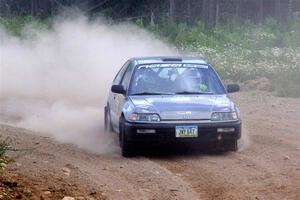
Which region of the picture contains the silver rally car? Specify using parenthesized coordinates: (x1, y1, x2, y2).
(105, 57, 241, 157)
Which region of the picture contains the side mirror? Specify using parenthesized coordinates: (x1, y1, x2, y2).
(111, 85, 126, 94)
(226, 84, 240, 93)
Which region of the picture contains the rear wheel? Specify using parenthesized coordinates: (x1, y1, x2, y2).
(119, 117, 135, 157)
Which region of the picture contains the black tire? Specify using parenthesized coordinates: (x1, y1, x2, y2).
(224, 139, 238, 152)
(119, 117, 135, 157)
(104, 106, 113, 132)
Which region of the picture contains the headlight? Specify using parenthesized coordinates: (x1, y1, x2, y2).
(211, 112, 238, 121)
(128, 113, 161, 122)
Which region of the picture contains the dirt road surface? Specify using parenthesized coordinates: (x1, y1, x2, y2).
(1, 91, 300, 200)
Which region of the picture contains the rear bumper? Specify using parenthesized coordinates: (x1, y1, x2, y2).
(124, 120, 241, 143)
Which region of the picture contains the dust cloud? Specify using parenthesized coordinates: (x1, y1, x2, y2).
(0, 13, 176, 154)
(238, 125, 250, 152)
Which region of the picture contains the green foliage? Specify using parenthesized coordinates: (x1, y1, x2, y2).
(0, 142, 7, 158)
(281, 18, 300, 48)
(142, 18, 300, 97)
(0, 138, 9, 172)
(0, 16, 52, 36)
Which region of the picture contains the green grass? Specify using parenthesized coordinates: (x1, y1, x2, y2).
(0, 139, 9, 172)
(0, 143, 7, 158)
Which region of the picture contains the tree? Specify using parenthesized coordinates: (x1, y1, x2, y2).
(201, 0, 209, 23)
(288, 0, 293, 20)
(258, 0, 264, 22)
(1, 0, 299, 25)
(169, 0, 176, 22)
(275, 0, 281, 22)
(187, 0, 191, 23)
(208, 0, 216, 27)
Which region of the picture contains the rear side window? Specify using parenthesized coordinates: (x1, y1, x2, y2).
(113, 61, 130, 85)
(120, 63, 134, 90)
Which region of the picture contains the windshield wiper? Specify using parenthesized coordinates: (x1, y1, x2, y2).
(130, 92, 175, 95)
(175, 91, 213, 95)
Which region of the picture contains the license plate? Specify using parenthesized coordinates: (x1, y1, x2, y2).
(175, 126, 198, 138)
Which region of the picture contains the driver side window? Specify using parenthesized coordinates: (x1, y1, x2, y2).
(113, 61, 130, 85)
(120, 63, 134, 90)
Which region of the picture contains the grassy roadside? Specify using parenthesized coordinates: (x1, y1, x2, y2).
(0, 138, 9, 172)
(1, 16, 300, 97)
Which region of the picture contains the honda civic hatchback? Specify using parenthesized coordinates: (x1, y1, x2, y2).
(105, 57, 241, 157)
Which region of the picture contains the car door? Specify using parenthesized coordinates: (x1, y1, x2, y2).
(113, 62, 135, 129)
(109, 61, 130, 128)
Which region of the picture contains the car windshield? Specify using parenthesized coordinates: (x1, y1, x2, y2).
(129, 63, 225, 95)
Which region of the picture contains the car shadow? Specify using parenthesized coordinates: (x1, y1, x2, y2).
(135, 142, 231, 159)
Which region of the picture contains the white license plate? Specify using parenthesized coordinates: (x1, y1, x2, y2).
(175, 126, 198, 138)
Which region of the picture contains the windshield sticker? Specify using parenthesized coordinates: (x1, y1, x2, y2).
(138, 64, 208, 69)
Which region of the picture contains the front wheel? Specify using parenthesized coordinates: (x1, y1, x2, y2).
(224, 139, 238, 152)
(119, 117, 135, 157)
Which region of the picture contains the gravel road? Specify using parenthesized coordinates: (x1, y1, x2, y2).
(1, 91, 299, 200)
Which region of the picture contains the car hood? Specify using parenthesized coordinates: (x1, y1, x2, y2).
(129, 95, 235, 120)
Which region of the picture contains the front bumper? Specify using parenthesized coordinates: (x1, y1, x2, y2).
(124, 120, 241, 143)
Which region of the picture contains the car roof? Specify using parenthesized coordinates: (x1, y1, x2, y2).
(129, 56, 208, 65)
